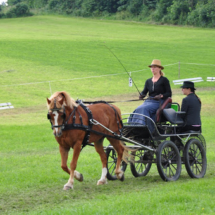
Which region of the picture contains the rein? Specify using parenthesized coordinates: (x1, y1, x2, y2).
(79, 99, 144, 104)
(79, 97, 161, 104)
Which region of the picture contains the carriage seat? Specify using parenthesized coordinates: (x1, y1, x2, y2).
(162, 108, 185, 125)
(156, 97, 172, 123)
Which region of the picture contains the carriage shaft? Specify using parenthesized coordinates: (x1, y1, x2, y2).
(90, 119, 155, 152)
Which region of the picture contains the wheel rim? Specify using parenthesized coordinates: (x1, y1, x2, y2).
(184, 138, 207, 178)
(160, 145, 180, 179)
(188, 142, 204, 176)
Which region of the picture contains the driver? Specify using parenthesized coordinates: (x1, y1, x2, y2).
(129, 59, 172, 132)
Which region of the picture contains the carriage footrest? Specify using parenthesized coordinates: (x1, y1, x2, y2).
(122, 125, 151, 139)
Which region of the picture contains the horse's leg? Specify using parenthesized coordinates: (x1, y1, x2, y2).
(108, 139, 125, 181)
(59, 145, 70, 175)
(94, 138, 108, 185)
(63, 141, 83, 190)
(59, 145, 83, 181)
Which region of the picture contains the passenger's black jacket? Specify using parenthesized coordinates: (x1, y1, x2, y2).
(141, 76, 172, 99)
(181, 93, 201, 126)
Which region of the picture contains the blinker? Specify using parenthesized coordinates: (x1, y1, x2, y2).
(62, 113, 66, 120)
(47, 113, 51, 120)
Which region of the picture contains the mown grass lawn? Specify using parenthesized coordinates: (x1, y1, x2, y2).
(0, 15, 215, 215)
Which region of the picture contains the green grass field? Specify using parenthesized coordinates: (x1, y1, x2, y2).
(0, 15, 215, 215)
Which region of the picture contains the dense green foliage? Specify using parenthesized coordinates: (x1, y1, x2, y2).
(1, 0, 215, 27)
(0, 2, 33, 18)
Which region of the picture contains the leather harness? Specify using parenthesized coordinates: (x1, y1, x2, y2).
(48, 100, 123, 149)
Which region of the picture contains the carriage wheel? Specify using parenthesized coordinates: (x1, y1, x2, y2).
(130, 148, 152, 177)
(184, 139, 207, 178)
(106, 147, 127, 180)
(156, 140, 181, 181)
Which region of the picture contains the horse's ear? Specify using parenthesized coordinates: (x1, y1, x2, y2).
(59, 97, 64, 105)
(47, 98, 51, 105)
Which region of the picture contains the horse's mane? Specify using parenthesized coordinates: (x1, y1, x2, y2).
(49, 91, 77, 108)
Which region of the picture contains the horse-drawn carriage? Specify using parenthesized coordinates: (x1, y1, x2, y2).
(47, 92, 207, 189)
(106, 97, 207, 182)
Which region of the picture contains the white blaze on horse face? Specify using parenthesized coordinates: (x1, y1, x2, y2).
(53, 111, 59, 133)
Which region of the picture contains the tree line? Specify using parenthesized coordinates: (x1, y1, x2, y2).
(1, 0, 215, 27)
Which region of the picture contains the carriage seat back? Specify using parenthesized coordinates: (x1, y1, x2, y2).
(156, 97, 172, 123)
(162, 108, 184, 125)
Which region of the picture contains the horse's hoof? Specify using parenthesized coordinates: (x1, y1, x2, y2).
(79, 174, 84, 182)
(116, 171, 124, 181)
(97, 179, 107, 185)
(119, 174, 125, 182)
(63, 185, 73, 190)
(74, 171, 84, 182)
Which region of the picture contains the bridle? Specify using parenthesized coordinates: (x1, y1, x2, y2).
(47, 99, 66, 130)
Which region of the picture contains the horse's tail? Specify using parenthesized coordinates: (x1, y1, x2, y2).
(120, 141, 136, 164)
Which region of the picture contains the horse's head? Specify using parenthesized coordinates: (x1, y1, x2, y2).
(47, 97, 66, 137)
(47, 91, 78, 137)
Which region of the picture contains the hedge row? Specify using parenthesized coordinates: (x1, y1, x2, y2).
(1, 0, 215, 27)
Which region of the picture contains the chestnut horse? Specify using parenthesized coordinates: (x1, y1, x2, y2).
(47, 91, 129, 190)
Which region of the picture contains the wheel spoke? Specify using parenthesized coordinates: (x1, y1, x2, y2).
(194, 163, 201, 174)
(163, 148, 168, 158)
(109, 164, 116, 174)
(196, 150, 202, 159)
(108, 161, 115, 169)
(196, 159, 203, 164)
(170, 163, 177, 171)
(138, 164, 143, 173)
(169, 166, 173, 177)
(193, 164, 198, 175)
(135, 163, 140, 171)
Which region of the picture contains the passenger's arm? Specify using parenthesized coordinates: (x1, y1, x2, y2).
(181, 99, 188, 112)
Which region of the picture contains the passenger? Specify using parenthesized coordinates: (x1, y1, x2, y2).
(129, 59, 172, 131)
(180, 81, 201, 132)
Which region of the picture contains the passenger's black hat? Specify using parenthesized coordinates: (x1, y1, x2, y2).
(180, 81, 196, 90)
